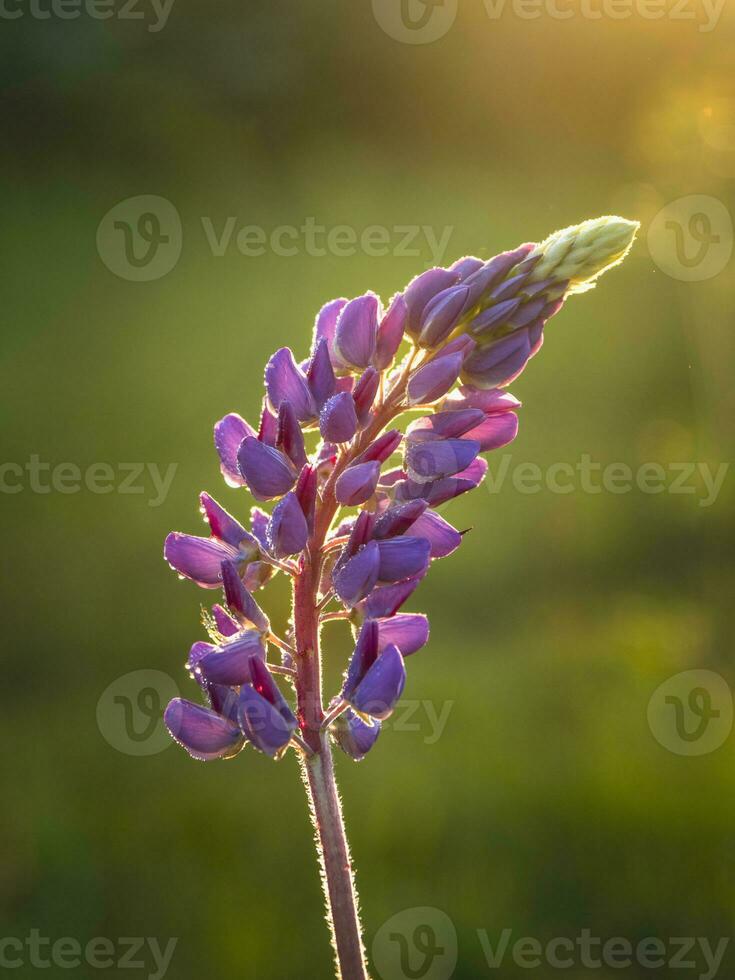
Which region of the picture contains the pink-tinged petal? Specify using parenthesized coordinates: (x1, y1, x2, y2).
(351, 644, 406, 721)
(360, 577, 423, 618)
(199, 492, 255, 551)
(195, 630, 266, 686)
(461, 330, 532, 390)
(295, 464, 317, 534)
(164, 698, 244, 761)
(407, 352, 463, 406)
(404, 438, 480, 484)
(376, 613, 429, 656)
(212, 604, 239, 637)
(276, 402, 307, 470)
(266, 491, 308, 558)
(264, 348, 315, 422)
(455, 457, 488, 485)
(333, 541, 380, 606)
(353, 366, 380, 427)
(320, 391, 358, 444)
(342, 619, 380, 700)
(356, 429, 402, 465)
(377, 537, 431, 583)
(408, 509, 462, 558)
(307, 337, 337, 410)
(214, 414, 254, 487)
(335, 461, 380, 506)
(407, 409, 485, 442)
(237, 437, 296, 500)
(334, 293, 380, 369)
(164, 533, 238, 588)
(464, 412, 519, 452)
(374, 294, 406, 370)
(443, 385, 521, 414)
(221, 560, 270, 633)
(403, 268, 459, 339)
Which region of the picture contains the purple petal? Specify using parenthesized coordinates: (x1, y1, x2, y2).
(221, 560, 269, 633)
(350, 644, 406, 721)
(356, 429, 402, 465)
(212, 603, 240, 637)
(342, 619, 379, 699)
(239, 658, 298, 756)
(164, 533, 238, 588)
(462, 244, 536, 311)
(264, 348, 315, 422)
(250, 507, 270, 549)
(464, 412, 519, 451)
(374, 295, 406, 370)
(461, 331, 532, 390)
(347, 509, 377, 552)
(373, 499, 429, 539)
(312, 297, 348, 368)
(405, 438, 480, 483)
(333, 540, 380, 606)
(361, 577, 423, 618)
(214, 414, 254, 487)
(334, 709, 381, 761)
(186, 640, 216, 675)
(408, 509, 462, 558)
(353, 367, 379, 427)
(334, 293, 379, 369)
(467, 297, 522, 337)
(258, 401, 279, 447)
(443, 385, 521, 414)
(295, 464, 317, 534)
(376, 613, 429, 656)
(165, 698, 244, 761)
(237, 437, 296, 500)
(196, 631, 266, 686)
(199, 492, 255, 550)
(418, 284, 470, 349)
(489, 270, 533, 303)
(307, 337, 337, 410)
(507, 297, 546, 330)
(320, 391, 358, 444)
(266, 491, 308, 558)
(403, 268, 459, 339)
(407, 409, 485, 442)
(407, 352, 463, 406)
(276, 402, 307, 470)
(335, 461, 380, 506)
(377, 537, 431, 583)
(450, 256, 484, 280)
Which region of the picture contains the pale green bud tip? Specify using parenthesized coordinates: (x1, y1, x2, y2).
(529, 215, 640, 294)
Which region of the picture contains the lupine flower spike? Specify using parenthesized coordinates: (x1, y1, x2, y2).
(160, 215, 639, 980)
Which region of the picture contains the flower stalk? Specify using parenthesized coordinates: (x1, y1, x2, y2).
(159, 215, 639, 978)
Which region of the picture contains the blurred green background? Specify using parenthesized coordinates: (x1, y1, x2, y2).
(2, 2, 735, 977)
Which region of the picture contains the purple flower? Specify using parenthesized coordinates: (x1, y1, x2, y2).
(320, 391, 358, 444)
(334, 709, 381, 761)
(343, 628, 406, 721)
(214, 413, 255, 487)
(407, 509, 462, 558)
(376, 613, 429, 656)
(376, 536, 431, 583)
(265, 348, 316, 422)
(374, 295, 406, 370)
(353, 367, 379, 427)
(461, 330, 532, 389)
(418, 284, 470, 349)
(407, 351, 463, 405)
(307, 337, 337, 410)
(221, 560, 270, 633)
(266, 491, 309, 558)
(238, 658, 298, 757)
(277, 402, 308, 470)
(359, 577, 423, 618)
(195, 630, 266, 686)
(334, 293, 380, 369)
(404, 437, 480, 483)
(335, 461, 381, 506)
(237, 436, 297, 500)
(164, 493, 259, 588)
(164, 698, 245, 762)
(403, 267, 459, 339)
(333, 541, 380, 605)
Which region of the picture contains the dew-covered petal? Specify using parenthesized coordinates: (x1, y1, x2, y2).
(320, 391, 358, 444)
(214, 413, 254, 487)
(377, 537, 431, 583)
(376, 613, 429, 656)
(237, 437, 296, 500)
(335, 460, 381, 506)
(212, 603, 239, 637)
(164, 533, 238, 588)
(164, 698, 244, 761)
(199, 492, 256, 550)
(196, 631, 265, 686)
(372, 499, 428, 539)
(264, 347, 315, 421)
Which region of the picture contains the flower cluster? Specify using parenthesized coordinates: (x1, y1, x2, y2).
(162, 216, 639, 763)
